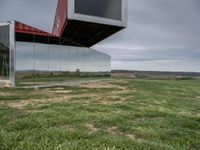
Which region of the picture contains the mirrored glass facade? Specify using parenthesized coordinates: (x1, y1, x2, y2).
(16, 42, 111, 86)
(0, 21, 112, 87)
(0, 25, 10, 80)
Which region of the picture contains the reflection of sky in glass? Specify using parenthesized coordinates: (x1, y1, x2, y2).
(16, 42, 111, 72)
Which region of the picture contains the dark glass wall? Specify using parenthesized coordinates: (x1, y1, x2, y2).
(75, 0, 122, 20)
(0, 25, 10, 80)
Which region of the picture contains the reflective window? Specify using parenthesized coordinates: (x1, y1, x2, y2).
(16, 42, 111, 86)
(0, 25, 10, 80)
(75, 0, 122, 21)
(16, 42, 34, 85)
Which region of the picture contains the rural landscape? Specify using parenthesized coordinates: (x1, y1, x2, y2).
(0, 0, 200, 149)
(0, 74, 200, 149)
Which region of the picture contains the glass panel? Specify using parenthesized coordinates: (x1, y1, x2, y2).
(34, 43, 49, 86)
(16, 42, 34, 86)
(75, 0, 122, 20)
(60, 45, 70, 73)
(49, 44, 61, 83)
(15, 42, 111, 87)
(0, 25, 10, 80)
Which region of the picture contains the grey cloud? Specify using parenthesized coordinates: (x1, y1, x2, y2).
(93, 0, 200, 71)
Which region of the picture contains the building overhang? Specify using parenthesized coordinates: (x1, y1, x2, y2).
(7, 0, 128, 47)
(53, 0, 128, 47)
(15, 21, 81, 46)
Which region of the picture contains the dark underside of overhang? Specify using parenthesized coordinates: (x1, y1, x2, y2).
(61, 20, 124, 47)
(16, 33, 81, 47)
(16, 20, 123, 47)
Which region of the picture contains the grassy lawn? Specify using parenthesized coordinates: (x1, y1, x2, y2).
(0, 78, 200, 149)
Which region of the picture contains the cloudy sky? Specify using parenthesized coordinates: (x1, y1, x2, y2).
(0, 0, 200, 72)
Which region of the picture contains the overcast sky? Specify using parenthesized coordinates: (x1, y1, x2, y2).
(0, 0, 200, 72)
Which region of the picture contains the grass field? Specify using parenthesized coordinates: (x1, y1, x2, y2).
(0, 78, 200, 150)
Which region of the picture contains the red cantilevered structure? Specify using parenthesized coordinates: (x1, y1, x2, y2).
(15, 21, 79, 46)
(15, 0, 127, 47)
(15, 22, 53, 37)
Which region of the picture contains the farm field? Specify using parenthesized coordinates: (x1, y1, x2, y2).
(0, 78, 200, 150)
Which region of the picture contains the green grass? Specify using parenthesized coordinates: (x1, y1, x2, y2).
(0, 78, 200, 150)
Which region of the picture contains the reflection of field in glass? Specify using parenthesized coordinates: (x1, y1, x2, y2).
(16, 71, 111, 86)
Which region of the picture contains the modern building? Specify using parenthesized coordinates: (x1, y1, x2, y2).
(0, 0, 127, 87)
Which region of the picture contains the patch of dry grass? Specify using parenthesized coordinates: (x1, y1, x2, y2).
(0, 78, 200, 149)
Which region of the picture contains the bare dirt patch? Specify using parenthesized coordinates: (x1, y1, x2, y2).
(82, 81, 135, 97)
(3, 94, 72, 109)
(99, 96, 126, 105)
(195, 113, 200, 117)
(50, 90, 72, 94)
(60, 124, 75, 132)
(48, 87, 72, 94)
(80, 82, 117, 89)
(126, 134, 136, 140)
(79, 80, 131, 92)
(6, 100, 34, 108)
(1, 80, 132, 109)
(85, 124, 98, 134)
(107, 126, 122, 135)
(107, 126, 142, 141)
(53, 87, 65, 90)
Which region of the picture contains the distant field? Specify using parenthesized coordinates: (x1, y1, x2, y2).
(0, 78, 200, 149)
